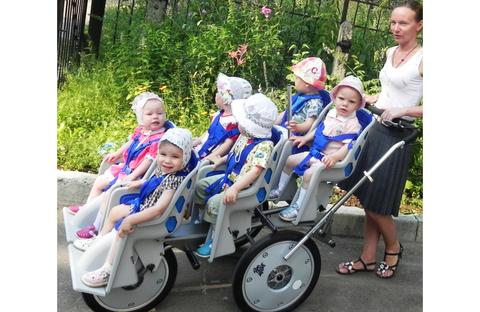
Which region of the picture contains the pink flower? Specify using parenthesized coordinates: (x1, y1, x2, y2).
(237, 44, 248, 56)
(236, 58, 245, 66)
(228, 51, 238, 58)
(261, 7, 272, 18)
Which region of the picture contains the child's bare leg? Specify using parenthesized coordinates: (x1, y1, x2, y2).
(89, 188, 113, 232)
(99, 204, 131, 236)
(270, 153, 308, 200)
(98, 188, 113, 215)
(285, 152, 309, 174)
(89, 174, 112, 199)
(301, 166, 318, 189)
(106, 232, 122, 265)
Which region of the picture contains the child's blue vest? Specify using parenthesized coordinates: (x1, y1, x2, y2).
(197, 110, 240, 157)
(104, 132, 161, 191)
(293, 122, 358, 175)
(280, 90, 330, 136)
(204, 138, 268, 200)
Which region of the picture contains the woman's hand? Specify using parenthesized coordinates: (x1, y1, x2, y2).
(379, 107, 408, 123)
(363, 94, 379, 104)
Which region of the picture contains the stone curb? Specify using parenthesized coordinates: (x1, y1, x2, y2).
(57, 170, 422, 242)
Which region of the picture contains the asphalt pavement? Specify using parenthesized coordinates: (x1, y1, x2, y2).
(57, 203, 423, 312)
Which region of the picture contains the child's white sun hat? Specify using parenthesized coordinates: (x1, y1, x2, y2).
(216, 73, 253, 105)
(231, 93, 278, 139)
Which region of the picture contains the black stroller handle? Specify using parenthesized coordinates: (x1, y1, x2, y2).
(365, 104, 419, 145)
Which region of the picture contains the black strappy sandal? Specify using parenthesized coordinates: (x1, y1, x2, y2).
(377, 242, 404, 279)
(336, 257, 376, 275)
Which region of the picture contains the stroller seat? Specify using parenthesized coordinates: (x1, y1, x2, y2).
(195, 126, 288, 262)
(271, 107, 375, 225)
(67, 150, 200, 296)
(63, 120, 176, 242)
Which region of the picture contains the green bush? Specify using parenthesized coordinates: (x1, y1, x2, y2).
(58, 0, 422, 204)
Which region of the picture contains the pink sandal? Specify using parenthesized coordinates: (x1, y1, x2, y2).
(76, 225, 98, 239)
(65, 205, 82, 215)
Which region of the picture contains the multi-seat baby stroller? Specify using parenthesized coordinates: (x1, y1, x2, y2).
(63, 95, 418, 312)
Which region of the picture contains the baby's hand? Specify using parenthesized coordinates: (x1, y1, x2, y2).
(223, 187, 239, 204)
(126, 180, 144, 189)
(118, 218, 134, 238)
(289, 135, 306, 148)
(192, 139, 201, 148)
(203, 154, 216, 163)
(286, 120, 299, 132)
(210, 156, 225, 170)
(104, 152, 121, 163)
(121, 174, 136, 182)
(321, 156, 337, 169)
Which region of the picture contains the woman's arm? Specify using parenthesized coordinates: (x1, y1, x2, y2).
(380, 105, 423, 121)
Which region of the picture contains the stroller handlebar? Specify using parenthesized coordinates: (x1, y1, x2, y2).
(365, 104, 419, 145)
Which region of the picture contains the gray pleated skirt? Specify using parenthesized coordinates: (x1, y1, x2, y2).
(338, 121, 414, 217)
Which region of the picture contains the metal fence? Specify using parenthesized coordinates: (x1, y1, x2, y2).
(57, 0, 90, 86)
(57, 0, 404, 86)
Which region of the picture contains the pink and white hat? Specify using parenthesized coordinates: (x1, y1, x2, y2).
(217, 73, 253, 104)
(160, 127, 192, 168)
(131, 92, 164, 125)
(330, 75, 366, 109)
(290, 57, 327, 90)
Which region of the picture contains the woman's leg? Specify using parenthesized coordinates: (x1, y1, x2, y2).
(338, 209, 399, 273)
(359, 211, 382, 265)
(337, 210, 379, 273)
(366, 211, 401, 278)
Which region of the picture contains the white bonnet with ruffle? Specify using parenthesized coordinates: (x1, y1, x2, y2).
(131, 92, 164, 125)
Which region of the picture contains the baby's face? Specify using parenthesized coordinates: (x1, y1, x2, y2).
(142, 99, 166, 131)
(334, 87, 361, 117)
(157, 141, 183, 174)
